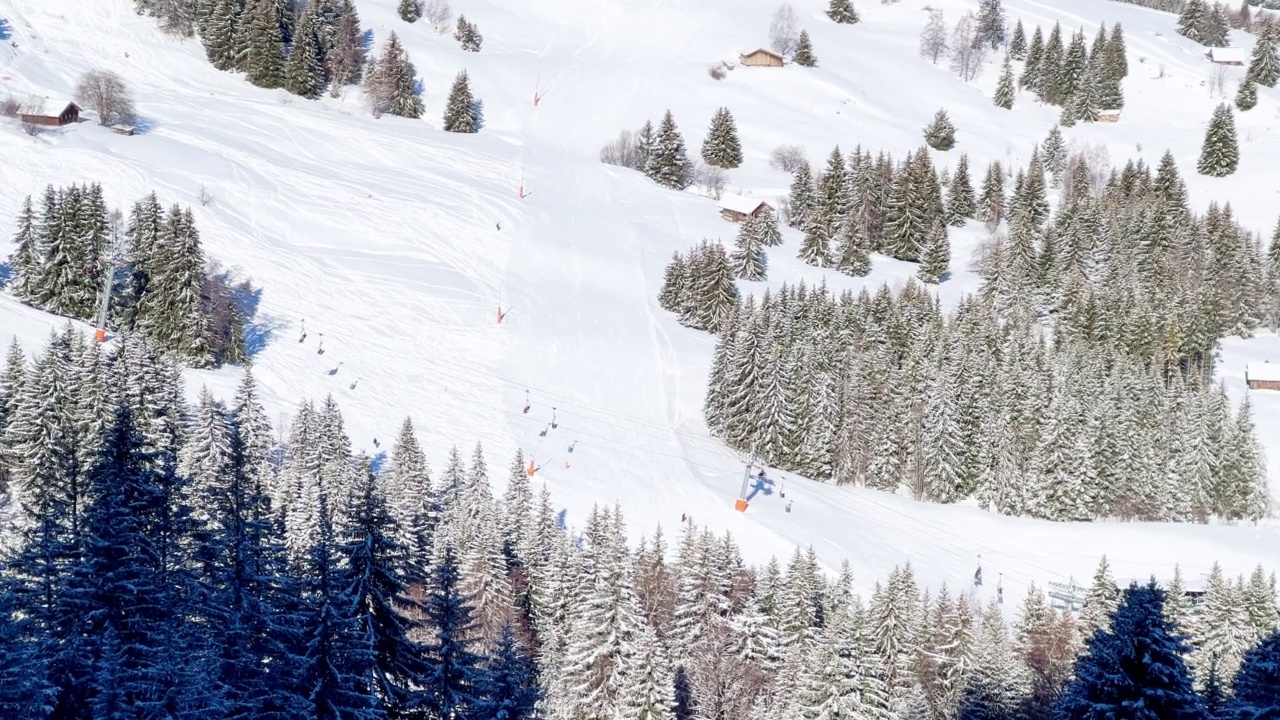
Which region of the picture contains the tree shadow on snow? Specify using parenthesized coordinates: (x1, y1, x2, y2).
(412, 78, 424, 99)
(361, 29, 374, 51)
(472, 99, 485, 131)
(244, 313, 288, 358)
(369, 451, 388, 474)
(130, 116, 157, 135)
(0, 262, 11, 290)
(0, 18, 12, 41)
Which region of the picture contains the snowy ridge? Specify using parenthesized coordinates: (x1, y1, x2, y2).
(2, 0, 1280, 604)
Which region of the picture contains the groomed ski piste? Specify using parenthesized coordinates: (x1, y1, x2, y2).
(2, 0, 1280, 606)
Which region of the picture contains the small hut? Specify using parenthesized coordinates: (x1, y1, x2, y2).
(1206, 47, 1246, 65)
(1097, 109, 1121, 122)
(718, 194, 774, 222)
(1245, 362, 1280, 391)
(739, 48, 785, 67)
(18, 101, 80, 126)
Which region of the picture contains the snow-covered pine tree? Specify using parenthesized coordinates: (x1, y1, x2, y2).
(237, 0, 287, 88)
(398, 0, 421, 22)
(1108, 23, 1128, 79)
(975, 0, 1006, 49)
(794, 29, 817, 66)
(365, 32, 424, 118)
(442, 70, 478, 133)
(1177, 0, 1208, 42)
(994, 54, 1015, 109)
(202, 0, 243, 71)
(474, 625, 540, 720)
(1009, 18, 1027, 59)
(1020, 25, 1044, 89)
(834, 217, 872, 277)
(343, 464, 432, 715)
(826, 0, 859, 25)
(1041, 125, 1067, 187)
(454, 14, 483, 52)
(137, 206, 212, 365)
(693, 242, 739, 333)
(419, 544, 487, 718)
(786, 162, 816, 229)
(1053, 29, 1088, 108)
(1190, 562, 1255, 687)
(1250, 25, 1280, 87)
(1036, 23, 1064, 102)
(883, 152, 930, 262)
(328, 3, 368, 93)
(700, 107, 743, 169)
(1197, 102, 1240, 177)
(1236, 76, 1258, 111)
(924, 109, 957, 150)
(731, 215, 768, 281)
(978, 160, 1005, 227)
(755, 207, 783, 247)
(382, 417, 433, 580)
(6, 196, 41, 304)
(917, 218, 951, 284)
(646, 110, 693, 189)
(1242, 565, 1280, 641)
(1054, 582, 1206, 718)
(1230, 630, 1280, 715)
(283, 1, 326, 98)
(945, 153, 976, 224)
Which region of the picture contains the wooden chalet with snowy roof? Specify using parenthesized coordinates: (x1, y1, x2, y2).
(718, 194, 774, 223)
(1245, 361, 1280, 391)
(739, 48, 784, 67)
(1206, 47, 1246, 65)
(1097, 108, 1121, 122)
(18, 101, 80, 127)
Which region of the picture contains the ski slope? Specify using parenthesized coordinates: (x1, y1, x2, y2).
(2, 0, 1280, 604)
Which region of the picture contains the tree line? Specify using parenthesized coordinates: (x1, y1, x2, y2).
(130, 0, 483, 129)
(0, 329, 1277, 719)
(6, 184, 250, 367)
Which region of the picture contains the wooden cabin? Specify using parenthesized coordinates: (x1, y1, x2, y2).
(1206, 47, 1246, 65)
(718, 194, 774, 223)
(739, 48, 785, 67)
(18, 101, 80, 127)
(1246, 362, 1280, 391)
(1097, 109, 1121, 122)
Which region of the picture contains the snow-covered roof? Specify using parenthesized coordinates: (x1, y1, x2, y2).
(1098, 108, 1121, 114)
(1208, 47, 1247, 63)
(1247, 362, 1280, 383)
(718, 193, 773, 215)
(740, 48, 784, 60)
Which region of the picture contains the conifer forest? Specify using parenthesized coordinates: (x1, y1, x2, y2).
(4, 0, 1280, 717)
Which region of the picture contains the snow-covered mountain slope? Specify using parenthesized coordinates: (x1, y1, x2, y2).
(3, 0, 1280, 603)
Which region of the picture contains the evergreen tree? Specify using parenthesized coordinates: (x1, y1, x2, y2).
(442, 70, 479, 133)
(1054, 582, 1207, 719)
(365, 32, 424, 119)
(454, 15, 482, 52)
(1249, 27, 1280, 87)
(1042, 125, 1067, 185)
(1197, 102, 1240, 177)
(1009, 19, 1027, 59)
(946, 153, 976, 224)
(918, 217, 950, 284)
(731, 215, 768, 281)
(328, 3, 368, 93)
(1230, 630, 1280, 716)
(994, 54, 1015, 109)
(924, 109, 957, 150)
(786, 162, 816, 229)
(975, 0, 1006, 49)
(344, 464, 431, 715)
(421, 545, 487, 719)
(203, 0, 243, 71)
(398, 0, 421, 23)
(1236, 76, 1258, 111)
(138, 206, 212, 365)
(1109, 23, 1128, 79)
(1178, 0, 1208, 43)
(635, 120, 655, 173)
(826, 0, 859, 25)
(284, 1, 326, 99)
(794, 30, 817, 67)
(474, 625, 540, 720)
(700, 107, 743, 169)
(646, 110, 692, 190)
(6, 195, 40, 303)
(1022, 26, 1045, 90)
(979, 160, 1005, 226)
(237, 0, 287, 88)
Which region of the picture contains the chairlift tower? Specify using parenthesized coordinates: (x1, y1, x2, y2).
(734, 448, 757, 512)
(94, 211, 124, 343)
